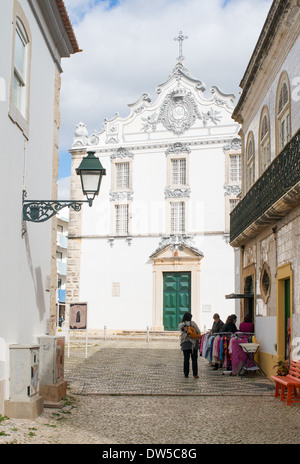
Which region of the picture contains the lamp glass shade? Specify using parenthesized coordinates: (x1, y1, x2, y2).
(80, 171, 102, 199)
(76, 151, 106, 202)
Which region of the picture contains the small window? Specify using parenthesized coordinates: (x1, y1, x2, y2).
(229, 154, 241, 182)
(171, 158, 186, 185)
(13, 18, 29, 116)
(259, 109, 270, 174)
(115, 204, 129, 235)
(116, 162, 130, 189)
(245, 133, 255, 191)
(170, 201, 185, 234)
(276, 73, 291, 153)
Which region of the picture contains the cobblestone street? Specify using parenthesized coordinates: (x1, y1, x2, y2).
(0, 338, 300, 445)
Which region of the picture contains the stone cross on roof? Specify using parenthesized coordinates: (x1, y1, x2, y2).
(174, 31, 188, 63)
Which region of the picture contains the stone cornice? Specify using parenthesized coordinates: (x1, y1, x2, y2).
(69, 135, 239, 156)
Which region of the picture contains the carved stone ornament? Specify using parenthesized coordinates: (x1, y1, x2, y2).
(165, 142, 191, 157)
(150, 234, 204, 258)
(141, 89, 222, 135)
(164, 188, 191, 198)
(223, 184, 242, 196)
(110, 191, 133, 202)
(260, 262, 271, 304)
(223, 137, 242, 153)
(110, 147, 135, 160)
(157, 89, 201, 135)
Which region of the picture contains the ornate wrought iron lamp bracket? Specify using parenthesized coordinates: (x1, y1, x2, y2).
(22, 197, 91, 223)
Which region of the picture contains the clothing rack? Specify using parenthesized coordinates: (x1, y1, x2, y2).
(200, 331, 256, 374)
(213, 331, 254, 340)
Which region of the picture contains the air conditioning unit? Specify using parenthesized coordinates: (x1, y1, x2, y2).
(9, 344, 40, 402)
(38, 335, 65, 385)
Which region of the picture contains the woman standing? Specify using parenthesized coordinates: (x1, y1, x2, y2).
(179, 312, 201, 378)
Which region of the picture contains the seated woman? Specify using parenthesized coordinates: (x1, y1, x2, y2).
(239, 314, 254, 333)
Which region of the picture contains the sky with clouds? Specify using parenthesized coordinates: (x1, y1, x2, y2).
(58, 0, 273, 198)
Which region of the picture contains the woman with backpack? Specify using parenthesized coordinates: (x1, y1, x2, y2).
(179, 312, 201, 378)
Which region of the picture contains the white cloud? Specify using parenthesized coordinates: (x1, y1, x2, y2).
(59, 0, 273, 154)
(57, 175, 71, 200)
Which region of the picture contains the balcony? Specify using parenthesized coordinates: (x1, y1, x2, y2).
(230, 130, 300, 247)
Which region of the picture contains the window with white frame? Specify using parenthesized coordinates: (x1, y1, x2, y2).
(277, 74, 290, 153)
(13, 18, 29, 117)
(170, 201, 185, 234)
(246, 133, 255, 192)
(171, 158, 186, 185)
(229, 154, 241, 182)
(259, 110, 270, 174)
(116, 162, 130, 189)
(115, 204, 129, 235)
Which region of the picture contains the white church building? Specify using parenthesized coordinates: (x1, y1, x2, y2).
(66, 43, 241, 334)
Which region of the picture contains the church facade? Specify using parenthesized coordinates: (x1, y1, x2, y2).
(66, 58, 241, 334)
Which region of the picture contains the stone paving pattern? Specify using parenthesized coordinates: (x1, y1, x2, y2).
(0, 338, 299, 445)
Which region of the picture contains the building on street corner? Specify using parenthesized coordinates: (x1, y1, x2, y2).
(230, 0, 300, 377)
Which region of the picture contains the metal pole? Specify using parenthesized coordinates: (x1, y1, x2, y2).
(147, 325, 149, 342)
(67, 328, 70, 358)
(104, 325, 107, 341)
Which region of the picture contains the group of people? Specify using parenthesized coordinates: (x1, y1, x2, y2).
(210, 313, 254, 335)
(179, 311, 254, 378)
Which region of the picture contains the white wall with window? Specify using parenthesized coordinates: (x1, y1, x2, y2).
(240, 32, 300, 196)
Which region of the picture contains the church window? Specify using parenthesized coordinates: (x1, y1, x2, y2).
(276, 73, 291, 153)
(171, 158, 186, 185)
(115, 204, 129, 235)
(229, 154, 241, 182)
(116, 162, 130, 189)
(170, 201, 185, 234)
(259, 108, 270, 175)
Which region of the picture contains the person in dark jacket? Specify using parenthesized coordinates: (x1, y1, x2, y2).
(210, 313, 224, 335)
(222, 314, 238, 333)
(210, 313, 224, 370)
(179, 312, 201, 379)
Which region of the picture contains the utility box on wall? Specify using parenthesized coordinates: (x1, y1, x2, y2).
(9, 345, 40, 402)
(37, 335, 67, 404)
(38, 335, 65, 385)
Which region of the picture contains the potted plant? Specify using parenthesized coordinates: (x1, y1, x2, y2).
(273, 360, 289, 376)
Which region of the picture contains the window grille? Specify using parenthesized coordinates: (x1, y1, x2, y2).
(116, 162, 130, 189)
(230, 154, 241, 182)
(171, 159, 186, 185)
(115, 204, 129, 235)
(170, 202, 185, 234)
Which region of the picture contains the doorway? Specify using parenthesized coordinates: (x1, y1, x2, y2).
(277, 263, 293, 362)
(163, 271, 191, 331)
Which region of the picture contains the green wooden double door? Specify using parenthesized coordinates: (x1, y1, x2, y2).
(163, 272, 191, 331)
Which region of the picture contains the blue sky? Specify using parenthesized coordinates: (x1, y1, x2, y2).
(58, 0, 272, 195)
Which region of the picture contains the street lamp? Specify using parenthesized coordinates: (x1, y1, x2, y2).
(22, 151, 106, 225)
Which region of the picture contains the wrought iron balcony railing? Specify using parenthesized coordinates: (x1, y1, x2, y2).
(230, 129, 300, 245)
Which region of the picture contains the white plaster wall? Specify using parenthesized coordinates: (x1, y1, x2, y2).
(0, 0, 58, 412)
(79, 237, 156, 330)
